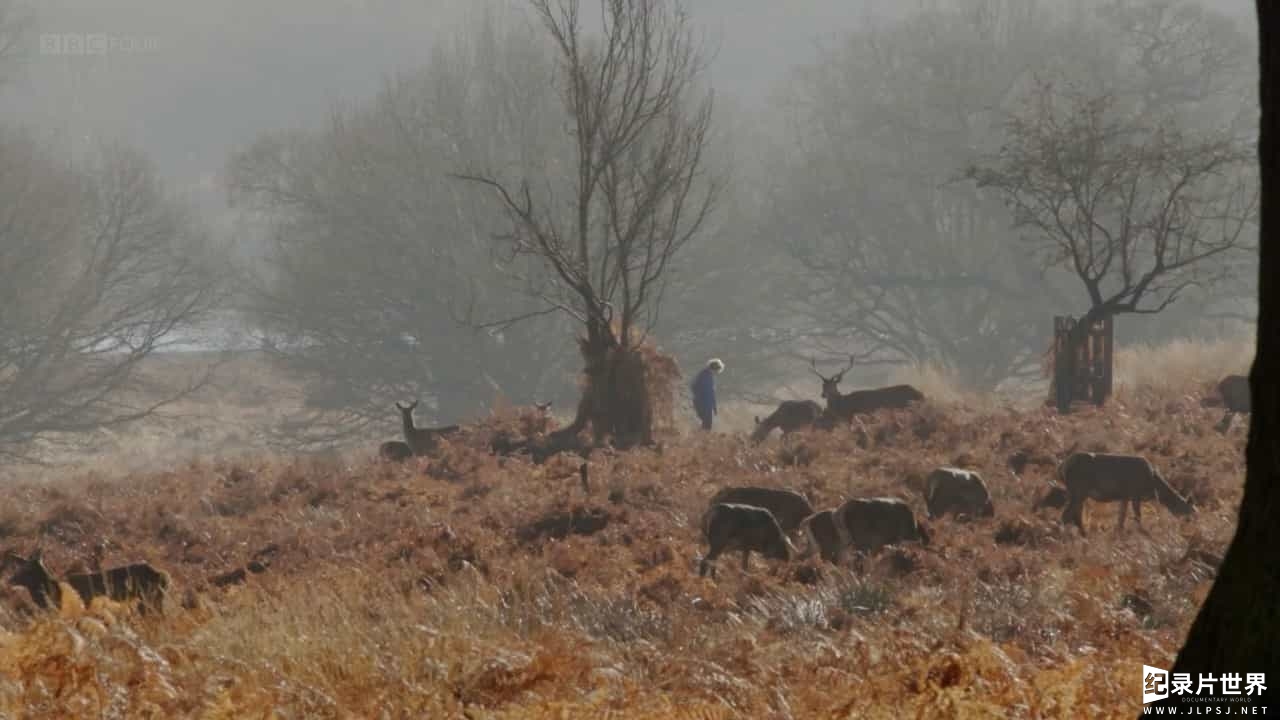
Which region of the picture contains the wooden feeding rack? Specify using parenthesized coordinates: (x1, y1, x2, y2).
(1049, 314, 1114, 412)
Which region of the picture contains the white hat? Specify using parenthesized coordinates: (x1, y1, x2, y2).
(708, 358, 724, 371)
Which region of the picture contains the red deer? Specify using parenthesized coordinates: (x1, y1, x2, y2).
(705, 486, 815, 534)
(528, 425, 589, 465)
(6, 550, 169, 614)
(834, 497, 930, 555)
(490, 431, 528, 456)
(810, 357, 924, 424)
(522, 401, 556, 436)
(379, 440, 413, 462)
(395, 400, 461, 456)
(1032, 485, 1069, 512)
(924, 467, 995, 519)
(698, 503, 797, 578)
(1217, 374, 1250, 413)
(750, 400, 823, 444)
(1057, 452, 1193, 534)
(797, 509, 842, 563)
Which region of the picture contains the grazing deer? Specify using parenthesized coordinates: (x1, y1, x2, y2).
(395, 400, 461, 457)
(924, 467, 995, 520)
(810, 357, 924, 424)
(1217, 374, 1250, 413)
(698, 503, 797, 578)
(834, 497, 930, 555)
(379, 440, 413, 462)
(704, 486, 815, 534)
(1057, 452, 1194, 535)
(750, 400, 823, 444)
(1032, 485, 1069, 512)
(6, 550, 169, 614)
(798, 509, 842, 563)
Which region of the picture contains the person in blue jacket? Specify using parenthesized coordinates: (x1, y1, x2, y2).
(691, 358, 724, 431)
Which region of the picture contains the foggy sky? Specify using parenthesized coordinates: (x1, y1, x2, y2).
(0, 0, 1253, 223)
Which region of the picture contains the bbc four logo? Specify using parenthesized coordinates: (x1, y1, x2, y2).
(38, 33, 160, 56)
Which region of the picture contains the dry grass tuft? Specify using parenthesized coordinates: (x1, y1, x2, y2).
(1115, 336, 1252, 396)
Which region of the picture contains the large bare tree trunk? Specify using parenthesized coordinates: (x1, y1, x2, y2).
(558, 318, 655, 450)
(1146, 4, 1280, 710)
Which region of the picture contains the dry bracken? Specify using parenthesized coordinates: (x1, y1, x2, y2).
(0, 369, 1247, 718)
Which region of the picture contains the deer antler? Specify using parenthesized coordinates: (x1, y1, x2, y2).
(836, 354, 855, 380)
(809, 357, 827, 380)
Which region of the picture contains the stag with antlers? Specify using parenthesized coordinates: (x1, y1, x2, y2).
(810, 357, 925, 425)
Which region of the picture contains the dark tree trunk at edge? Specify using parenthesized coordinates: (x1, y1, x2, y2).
(1147, 3, 1280, 710)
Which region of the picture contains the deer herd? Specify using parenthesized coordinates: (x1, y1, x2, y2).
(696, 450, 1197, 578)
(700, 359, 1220, 577)
(0, 363, 1242, 613)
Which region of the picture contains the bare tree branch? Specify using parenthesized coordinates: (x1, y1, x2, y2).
(0, 131, 227, 461)
(226, 10, 579, 445)
(454, 0, 721, 354)
(968, 78, 1257, 332)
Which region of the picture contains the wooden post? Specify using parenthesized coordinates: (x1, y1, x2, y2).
(1101, 315, 1114, 400)
(1053, 316, 1073, 412)
(1052, 313, 1115, 410)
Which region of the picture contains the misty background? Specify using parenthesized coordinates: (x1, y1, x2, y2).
(0, 0, 1261, 460)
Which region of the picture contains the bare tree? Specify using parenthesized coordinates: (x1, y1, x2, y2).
(0, 130, 225, 462)
(454, 0, 720, 447)
(761, 0, 1254, 393)
(968, 77, 1256, 410)
(761, 1, 1065, 392)
(228, 7, 578, 446)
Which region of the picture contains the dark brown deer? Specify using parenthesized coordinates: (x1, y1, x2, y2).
(379, 440, 413, 462)
(1217, 374, 1250, 413)
(395, 400, 461, 457)
(528, 425, 589, 465)
(750, 400, 823, 444)
(704, 486, 815, 534)
(1057, 452, 1194, 535)
(698, 503, 797, 578)
(923, 467, 995, 520)
(834, 497, 930, 555)
(810, 357, 924, 424)
(1032, 485, 1069, 512)
(797, 509, 842, 563)
(6, 550, 169, 614)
